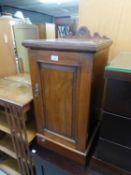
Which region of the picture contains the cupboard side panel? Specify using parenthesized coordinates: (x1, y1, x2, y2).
(28, 50, 45, 134)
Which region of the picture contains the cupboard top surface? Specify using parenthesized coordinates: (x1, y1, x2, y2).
(22, 38, 112, 52)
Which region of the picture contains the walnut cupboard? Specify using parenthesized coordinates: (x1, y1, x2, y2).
(23, 30, 112, 164)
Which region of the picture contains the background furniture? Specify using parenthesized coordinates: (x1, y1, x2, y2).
(13, 24, 39, 72)
(0, 74, 36, 175)
(0, 19, 39, 76)
(37, 23, 56, 39)
(55, 17, 77, 38)
(23, 28, 112, 165)
(95, 53, 131, 173)
(0, 19, 17, 78)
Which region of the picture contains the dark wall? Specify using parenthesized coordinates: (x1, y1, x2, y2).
(1, 6, 54, 24)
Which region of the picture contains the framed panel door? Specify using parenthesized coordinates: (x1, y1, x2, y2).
(29, 50, 92, 152)
(38, 62, 79, 149)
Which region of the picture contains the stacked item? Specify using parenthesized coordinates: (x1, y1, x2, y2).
(95, 53, 131, 173)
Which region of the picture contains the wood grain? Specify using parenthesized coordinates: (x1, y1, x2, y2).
(24, 35, 111, 164)
(79, 0, 131, 61)
(22, 38, 112, 52)
(41, 67, 74, 137)
(0, 78, 32, 107)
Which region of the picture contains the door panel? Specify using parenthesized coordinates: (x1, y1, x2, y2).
(39, 62, 79, 146)
(30, 50, 92, 152)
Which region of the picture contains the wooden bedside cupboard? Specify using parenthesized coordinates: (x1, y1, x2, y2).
(23, 28, 112, 165)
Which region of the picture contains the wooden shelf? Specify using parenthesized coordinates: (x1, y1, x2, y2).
(0, 111, 10, 134)
(0, 78, 32, 107)
(0, 134, 16, 159)
(4, 73, 31, 85)
(0, 74, 34, 175)
(26, 122, 36, 143)
(0, 109, 35, 143)
(0, 158, 20, 175)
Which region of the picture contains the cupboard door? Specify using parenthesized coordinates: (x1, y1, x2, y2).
(38, 62, 79, 149)
(29, 50, 93, 152)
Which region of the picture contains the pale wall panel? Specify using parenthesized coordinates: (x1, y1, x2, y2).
(0, 20, 17, 77)
(79, 0, 131, 61)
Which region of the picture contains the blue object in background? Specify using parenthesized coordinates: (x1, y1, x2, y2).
(1, 6, 54, 24)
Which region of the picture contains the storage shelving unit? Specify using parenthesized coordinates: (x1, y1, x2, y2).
(0, 73, 36, 175)
(0, 133, 16, 159)
(0, 111, 10, 134)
